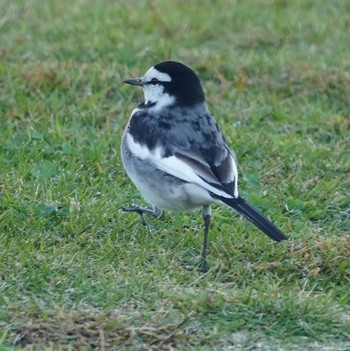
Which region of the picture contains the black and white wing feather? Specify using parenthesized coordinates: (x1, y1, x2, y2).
(125, 132, 237, 199)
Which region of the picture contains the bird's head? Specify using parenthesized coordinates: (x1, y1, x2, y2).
(124, 61, 205, 109)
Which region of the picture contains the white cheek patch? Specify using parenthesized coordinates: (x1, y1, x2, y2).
(143, 84, 164, 103)
(140, 67, 174, 110)
(143, 84, 175, 111)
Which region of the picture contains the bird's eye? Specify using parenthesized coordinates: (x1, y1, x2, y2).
(149, 78, 159, 84)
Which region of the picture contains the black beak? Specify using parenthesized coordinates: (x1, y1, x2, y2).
(123, 78, 144, 86)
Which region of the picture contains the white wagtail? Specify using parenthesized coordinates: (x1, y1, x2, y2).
(121, 61, 287, 272)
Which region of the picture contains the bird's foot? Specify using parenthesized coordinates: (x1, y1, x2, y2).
(121, 203, 161, 229)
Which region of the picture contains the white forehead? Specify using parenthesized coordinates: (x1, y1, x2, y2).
(143, 67, 172, 82)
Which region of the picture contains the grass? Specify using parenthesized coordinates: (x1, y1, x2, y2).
(0, 0, 349, 349)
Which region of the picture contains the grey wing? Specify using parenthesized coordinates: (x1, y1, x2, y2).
(174, 144, 239, 198)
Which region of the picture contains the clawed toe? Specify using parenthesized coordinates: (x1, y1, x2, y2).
(121, 204, 161, 230)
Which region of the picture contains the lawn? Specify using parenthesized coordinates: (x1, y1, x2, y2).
(0, 0, 349, 350)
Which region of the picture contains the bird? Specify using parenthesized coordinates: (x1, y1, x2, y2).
(121, 61, 287, 272)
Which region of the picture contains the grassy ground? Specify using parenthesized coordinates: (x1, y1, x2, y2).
(0, 0, 349, 349)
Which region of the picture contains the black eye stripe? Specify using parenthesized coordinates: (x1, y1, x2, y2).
(145, 80, 166, 85)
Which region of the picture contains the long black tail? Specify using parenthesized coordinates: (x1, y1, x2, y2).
(220, 196, 287, 242)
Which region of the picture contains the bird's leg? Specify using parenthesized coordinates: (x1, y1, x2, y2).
(201, 205, 212, 273)
(121, 203, 162, 229)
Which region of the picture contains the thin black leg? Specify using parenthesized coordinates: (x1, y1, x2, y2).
(201, 205, 211, 273)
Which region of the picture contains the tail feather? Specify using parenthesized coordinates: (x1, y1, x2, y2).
(220, 196, 287, 242)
